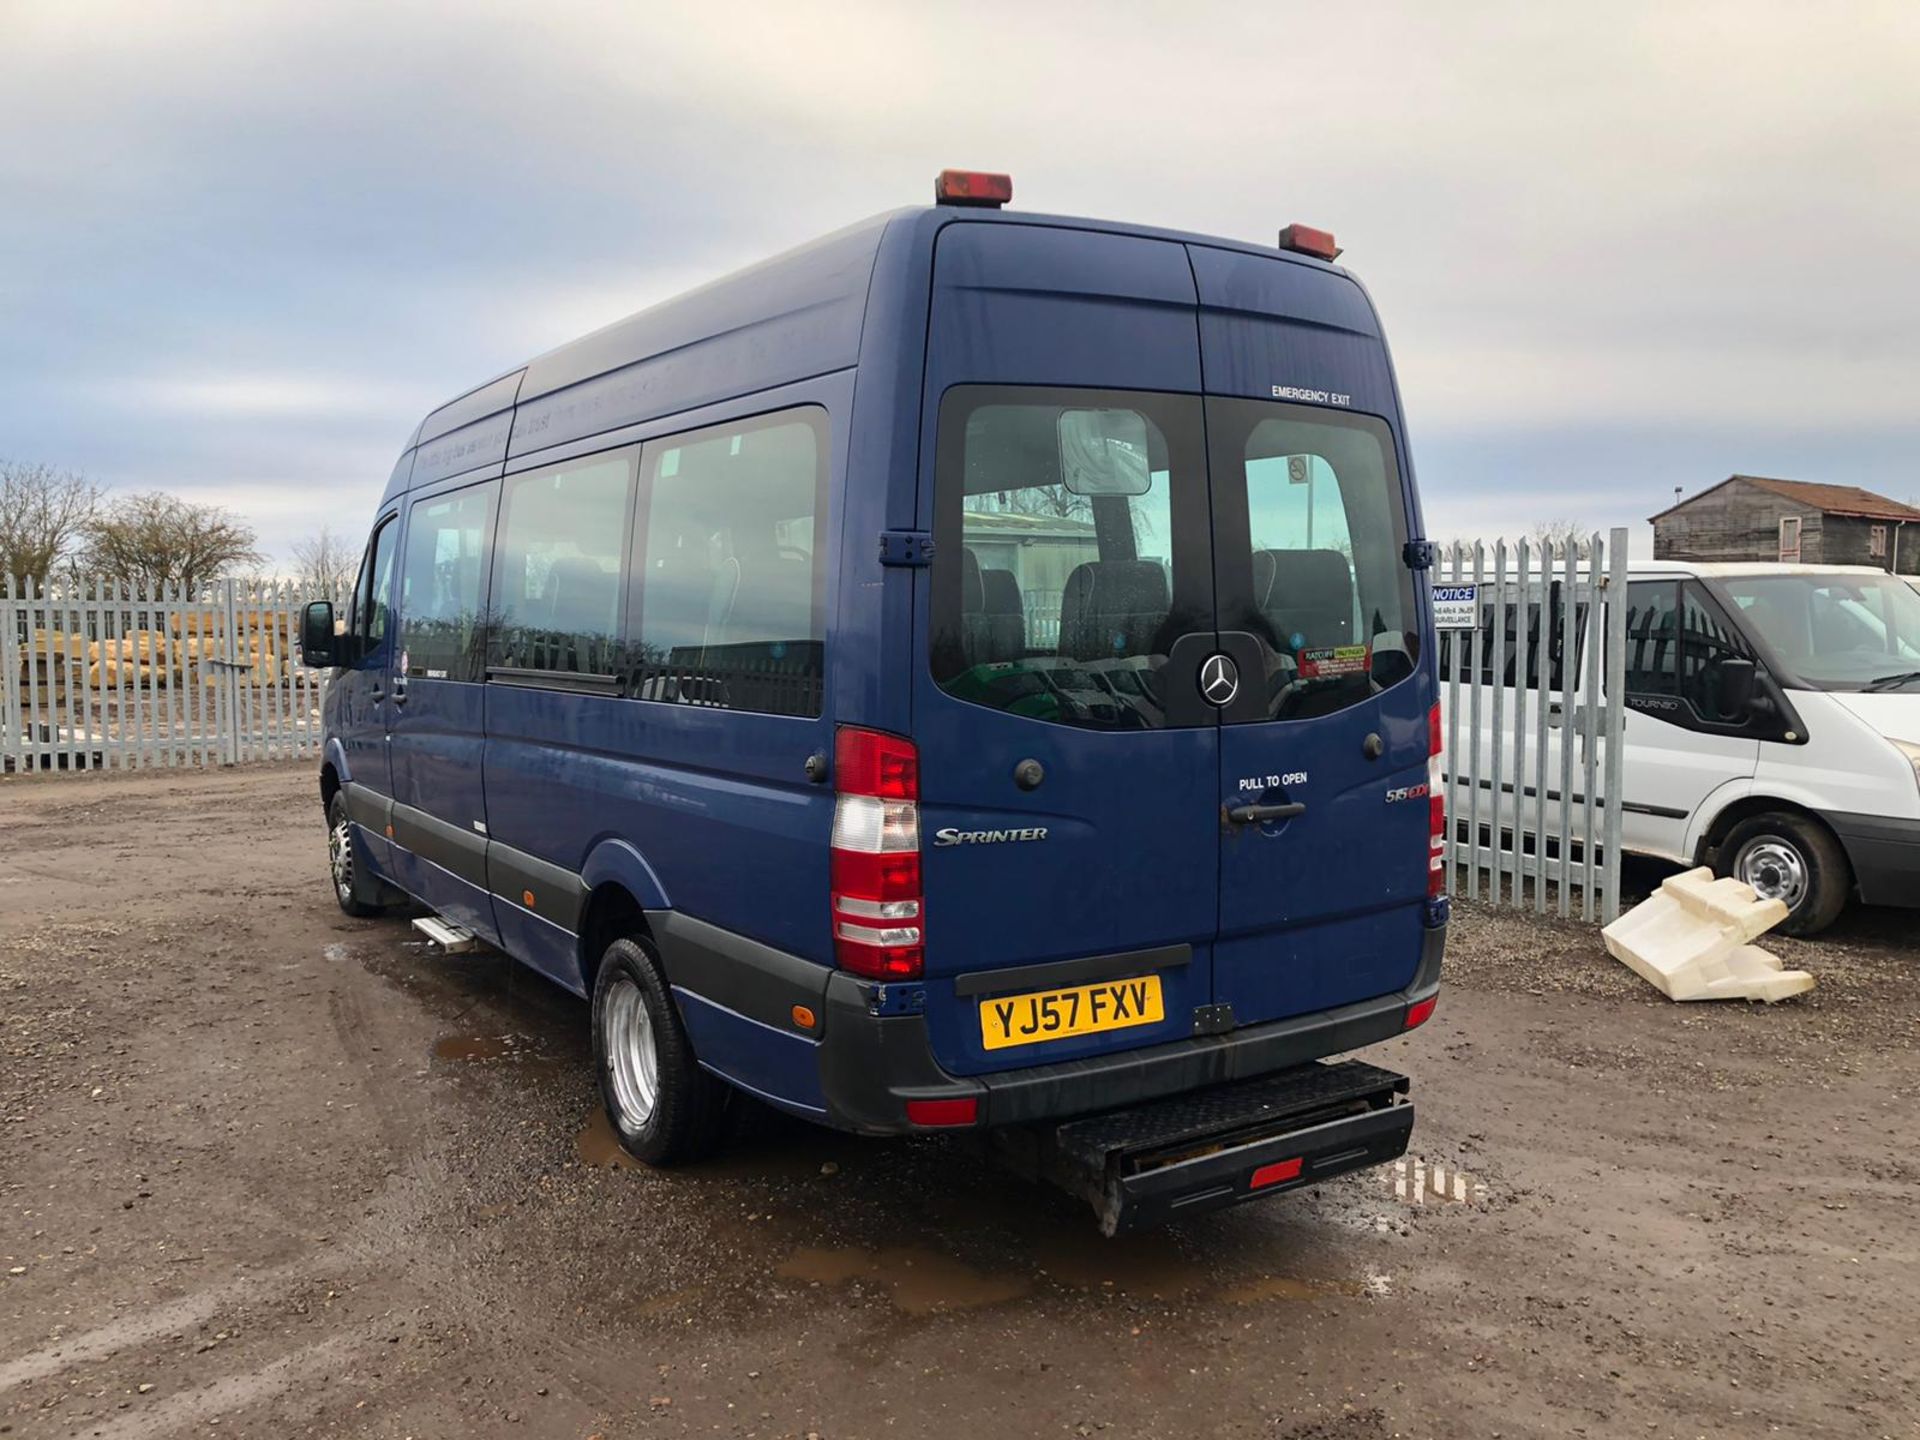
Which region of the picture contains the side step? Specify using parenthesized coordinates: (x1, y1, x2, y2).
(1003, 1060, 1414, 1235)
(411, 915, 480, 954)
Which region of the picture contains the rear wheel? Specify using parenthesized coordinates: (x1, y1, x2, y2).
(592, 936, 730, 1164)
(326, 790, 395, 917)
(1718, 811, 1849, 937)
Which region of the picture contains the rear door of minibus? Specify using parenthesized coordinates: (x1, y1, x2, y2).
(1191, 246, 1433, 1027)
(911, 222, 1222, 1078)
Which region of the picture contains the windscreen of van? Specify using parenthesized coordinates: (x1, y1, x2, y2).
(929, 387, 1213, 731)
(1721, 571, 1920, 690)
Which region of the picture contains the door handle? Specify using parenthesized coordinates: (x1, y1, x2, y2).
(1226, 801, 1307, 824)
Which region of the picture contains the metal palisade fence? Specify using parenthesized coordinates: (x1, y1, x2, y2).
(2, 575, 329, 774)
(1434, 528, 1630, 922)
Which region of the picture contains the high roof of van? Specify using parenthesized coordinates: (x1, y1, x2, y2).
(388, 202, 1363, 502)
(1629, 560, 1893, 578)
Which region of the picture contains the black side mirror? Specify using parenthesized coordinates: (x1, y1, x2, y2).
(1717, 656, 1757, 717)
(300, 601, 340, 669)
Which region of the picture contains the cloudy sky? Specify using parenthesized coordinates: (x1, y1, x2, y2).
(4, 0, 1917, 566)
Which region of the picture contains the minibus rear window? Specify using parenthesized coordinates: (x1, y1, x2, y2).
(1209, 398, 1420, 720)
(930, 386, 1213, 731)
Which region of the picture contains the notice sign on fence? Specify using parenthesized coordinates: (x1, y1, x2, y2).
(1431, 583, 1480, 629)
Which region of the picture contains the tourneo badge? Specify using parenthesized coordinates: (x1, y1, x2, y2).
(1200, 653, 1240, 707)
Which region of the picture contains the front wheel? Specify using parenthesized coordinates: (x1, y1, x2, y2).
(592, 936, 731, 1164)
(326, 790, 396, 917)
(1718, 812, 1849, 937)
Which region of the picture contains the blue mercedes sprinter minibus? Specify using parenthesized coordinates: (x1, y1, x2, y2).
(301, 172, 1447, 1232)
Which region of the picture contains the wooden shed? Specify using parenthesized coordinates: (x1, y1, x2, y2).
(1651, 475, 1920, 574)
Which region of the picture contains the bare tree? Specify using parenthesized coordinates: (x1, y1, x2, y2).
(1529, 518, 1592, 560)
(0, 460, 102, 583)
(78, 492, 264, 596)
(964, 485, 1093, 524)
(290, 525, 361, 602)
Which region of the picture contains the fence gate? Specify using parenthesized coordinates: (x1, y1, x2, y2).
(1435, 528, 1630, 922)
(1, 576, 329, 775)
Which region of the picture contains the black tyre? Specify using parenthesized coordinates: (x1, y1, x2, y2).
(591, 936, 731, 1164)
(1718, 811, 1849, 937)
(325, 790, 396, 918)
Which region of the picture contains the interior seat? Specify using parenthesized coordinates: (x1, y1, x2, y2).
(980, 567, 1026, 660)
(1057, 560, 1170, 662)
(1253, 548, 1355, 648)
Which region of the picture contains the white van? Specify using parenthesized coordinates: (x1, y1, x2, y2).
(1459, 561, 1920, 934)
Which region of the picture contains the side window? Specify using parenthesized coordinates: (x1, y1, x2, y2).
(1678, 582, 1750, 722)
(628, 407, 826, 717)
(350, 517, 398, 651)
(399, 483, 496, 682)
(1622, 581, 1680, 697)
(491, 453, 634, 678)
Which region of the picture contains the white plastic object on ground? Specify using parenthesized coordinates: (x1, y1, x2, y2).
(1600, 866, 1813, 1003)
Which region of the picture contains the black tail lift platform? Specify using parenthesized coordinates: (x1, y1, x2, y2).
(995, 1060, 1414, 1235)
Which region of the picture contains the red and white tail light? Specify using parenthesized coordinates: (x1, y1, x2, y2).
(830, 727, 925, 980)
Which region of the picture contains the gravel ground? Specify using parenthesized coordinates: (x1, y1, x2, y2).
(1, 763, 1915, 1439)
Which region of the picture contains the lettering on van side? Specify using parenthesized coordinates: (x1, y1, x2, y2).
(1271, 384, 1352, 407)
(1238, 772, 1307, 793)
(932, 826, 1049, 847)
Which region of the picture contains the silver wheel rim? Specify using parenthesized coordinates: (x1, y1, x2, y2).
(1737, 836, 1808, 911)
(328, 813, 354, 903)
(603, 975, 659, 1130)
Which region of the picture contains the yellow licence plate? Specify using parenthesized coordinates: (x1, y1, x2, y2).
(978, 975, 1165, 1051)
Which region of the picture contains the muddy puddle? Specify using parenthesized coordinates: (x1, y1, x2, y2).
(433, 1032, 522, 1061)
(776, 1244, 1033, 1314)
(576, 1105, 645, 1171)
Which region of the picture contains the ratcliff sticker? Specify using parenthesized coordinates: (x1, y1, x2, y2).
(1298, 644, 1370, 679)
(1431, 584, 1480, 629)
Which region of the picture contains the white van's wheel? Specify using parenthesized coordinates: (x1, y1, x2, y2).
(1720, 813, 1849, 937)
(591, 937, 730, 1164)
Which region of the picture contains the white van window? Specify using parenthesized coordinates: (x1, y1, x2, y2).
(1622, 582, 1680, 698)
(1722, 571, 1920, 691)
(491, 453, 634, 677)
(629, 407, 827, 717)
(1624, 581, 1753, 721)
(1437, 586, 1585, 693)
